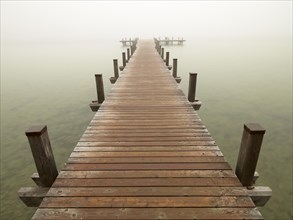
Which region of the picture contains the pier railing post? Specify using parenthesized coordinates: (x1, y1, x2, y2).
(119, 52, 126, 71)
(165, 51, 170, 66)
(235, 123, 272, 206)
(122, 52, 126, 67)
(188, 73, 201, 110)
(127, 48, 130, 62)
(188, 73, 197, 102)
(25, 125, 58, 187)
(172, 58, 181, 83)
(236, 123, 266, 187)
(89, 74, 105, 111)
(110, 59, 119, 84)
(95, 74, 105, 104)
(161, 48, 164, 59)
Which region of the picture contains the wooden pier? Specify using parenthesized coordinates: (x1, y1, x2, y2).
(157, 37, 186, 45)
(20, 39, 271, 219)
(120, 38, 138, 46)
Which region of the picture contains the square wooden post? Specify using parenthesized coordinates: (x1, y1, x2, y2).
(172, 58, 181, 83)
(236, 123, 266, 187)
(110, 59, 119, 84)
(127, 48, 130, 62)
(90, 74, 105, 111)
(188, 72, 201, 110)
(25, 125, 58, 187)
(165, 52, 170, 66)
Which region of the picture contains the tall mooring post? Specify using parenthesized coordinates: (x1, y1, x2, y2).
(161, 48, 164, 59)
(165, 51, 170, 66)
(119, 52, 126, 71)
(110, 59, 119, 84)
(89, 74, 105, 112)
(188, 73, 201, 110)
(172, 58, 181, 83)
(236, 123, 265, 187)
(127, 48, 130, 62)
(25, 125, 58, 187)
(18, 125, 57, 207)
(235, 123, 272, 206)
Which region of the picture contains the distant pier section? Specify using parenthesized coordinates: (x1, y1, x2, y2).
(157, 37, 186, 45)
(120, 37, 185, 46)
(120, 37, 139, 46)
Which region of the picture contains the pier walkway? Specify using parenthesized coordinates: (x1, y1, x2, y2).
(32, 40, 263, 219)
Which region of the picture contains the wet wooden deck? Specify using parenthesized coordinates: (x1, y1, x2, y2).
(32, 39, 263, 219)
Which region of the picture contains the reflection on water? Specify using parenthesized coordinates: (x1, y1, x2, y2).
(1, 37, 292, 219)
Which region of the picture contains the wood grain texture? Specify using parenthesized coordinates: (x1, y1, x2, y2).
(32, 39, 263, 219)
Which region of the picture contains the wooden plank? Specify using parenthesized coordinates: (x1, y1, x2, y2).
(53, 177, 241, 187)
(73, 146, 220, 152)
(86, 125, 207, 130)
(40, 196, 254, 208)
(79, 136, 213, 142)
(70, 151, 223, 158)
(18, 187, 49, 207)
(67, 156, 226, 164)
(46, 186, 247, 197)
(75, 141, 216, 147)
(62, 163, 231, 171)
(57, 170, 235, 178)
(32, 208, 263, 219)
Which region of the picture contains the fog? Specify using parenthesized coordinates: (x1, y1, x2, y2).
(1, 1, 292, 43)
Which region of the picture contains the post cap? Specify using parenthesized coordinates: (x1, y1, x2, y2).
(95, 74, 102, 77)
(25, 125, 47, 136)
(244, 123, 266, 135)
(189, 72, 198, 76)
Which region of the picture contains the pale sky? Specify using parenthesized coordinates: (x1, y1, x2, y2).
(1, 1, 292, 42)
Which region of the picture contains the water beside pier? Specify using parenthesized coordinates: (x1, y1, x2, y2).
(1, 36, 292, 219)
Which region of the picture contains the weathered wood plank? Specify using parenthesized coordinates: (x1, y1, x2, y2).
(73, 146, 219, 152)
(75, 141, 216, 147)
(70, 151, 223, 158)
(46, 186, 247, 197)
(32, 208, 263, 219)
(40, 196, 254, 208)
(67, 156, 226, 164)
(57, 170, 235, 178)
(63, 163, 231, 171)
(53, 177, 242, 187)
(79, 136, 213, 142)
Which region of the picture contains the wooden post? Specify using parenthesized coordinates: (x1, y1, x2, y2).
(90, 74, 105, 111)
(188, 73, 201, 110)
(161, 48, 164, 59)
(113, 59, 119, 78)
(236, 123, 266, 187)
(173, 59, 178, 78)
(95, 74, 105, 104)
(25, 125, 58, 187)
(165, 52, 170, 66)
(110, 59, 119, 84)
(122, 52, 126, 67)
(188, 73, 197, 102)
(127, 48, 130, 62)
(172, 58, 181, 83)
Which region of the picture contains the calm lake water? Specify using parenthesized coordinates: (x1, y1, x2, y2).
(1, 37, 292, 219)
